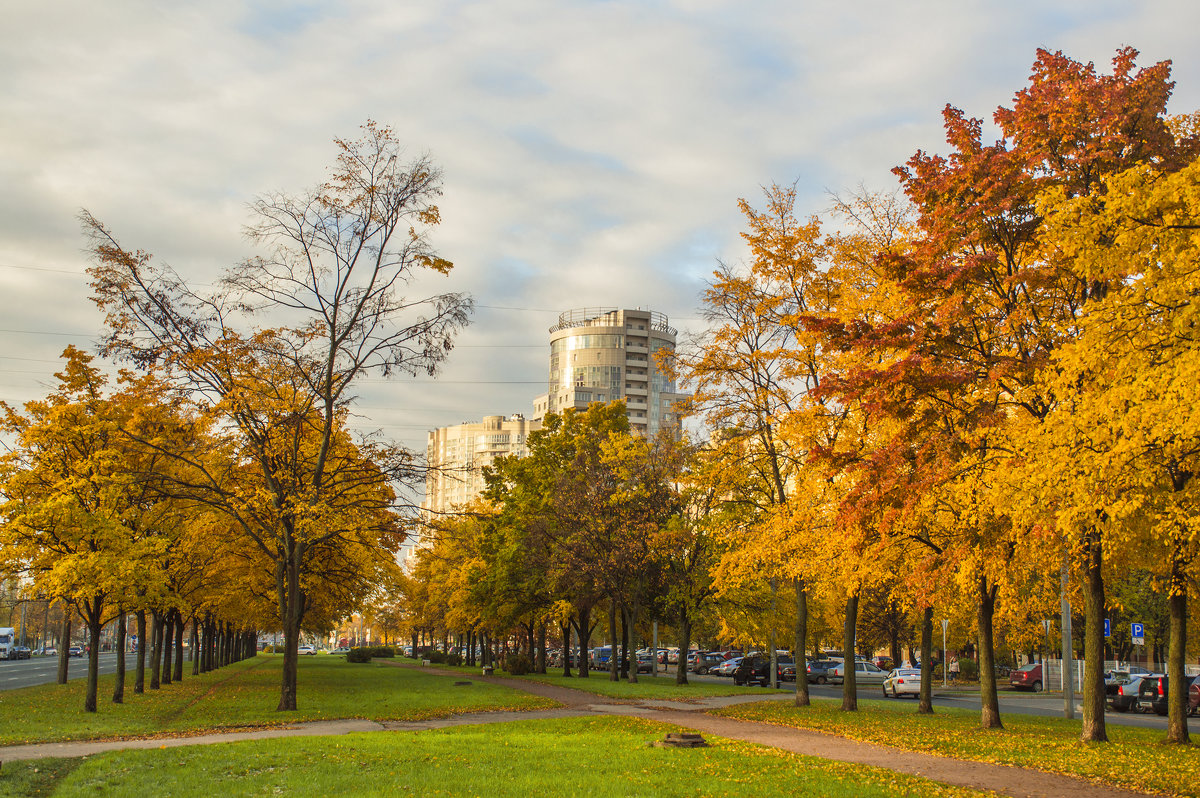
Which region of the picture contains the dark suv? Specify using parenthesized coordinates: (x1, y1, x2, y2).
(734, 654, 793, 687)
(1140, 673, 1200, 717)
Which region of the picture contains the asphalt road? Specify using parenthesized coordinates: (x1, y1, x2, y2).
(0, 652, 123, 691)
(672, 668, 1174, 730)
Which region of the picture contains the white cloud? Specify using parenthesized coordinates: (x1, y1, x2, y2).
(3, 0, 1198, 456)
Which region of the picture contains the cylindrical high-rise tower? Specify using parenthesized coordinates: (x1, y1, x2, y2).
(538, 307, 682, 437)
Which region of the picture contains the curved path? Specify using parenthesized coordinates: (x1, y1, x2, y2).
(0, 663, 1160, 798)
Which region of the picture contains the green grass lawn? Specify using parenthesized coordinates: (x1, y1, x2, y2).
(0, 655, 555, 746)
(0, 716, 994, 798)
(718, 697, 1199, 797)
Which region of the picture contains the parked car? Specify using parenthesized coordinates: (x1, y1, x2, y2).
(805, 659, 839, 685)
(691, 651, 726, 674)
(68, 645, 84, 658)
(39, 646, 57, 657)
(636, 653, 655, 673)
(780, 661, 797, 682)
(882, 668, 923, 698)
(1189, 674, 1200, 716)
(714, 657, 744, 677)
(330, 646, 351, 655)
(1009, 662, 1043, 692)
(872, 656, 894, 671)
(734, 654, 794, 687)
(1109, 674, 1151, 712)
(1139, 674, 1172, 717)
(829, 660, 888, 685)
(297, 645, 317, 655)
(10, 646, 31, 660)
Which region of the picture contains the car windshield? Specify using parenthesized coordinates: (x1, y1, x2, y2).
(1016, 663, 1038, 672)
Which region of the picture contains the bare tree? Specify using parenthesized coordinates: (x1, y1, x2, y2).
(83, 121, 471, 710)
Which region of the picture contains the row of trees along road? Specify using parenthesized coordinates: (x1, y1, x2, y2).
(0, 350, 275, 710)
(405, 48, 1199, 746)
(0, 122, 471, 712)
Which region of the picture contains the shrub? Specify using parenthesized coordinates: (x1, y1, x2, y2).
(958, 658, 978, 681)
(370, 646, 395, 658)
(446, 653, 463, 666)
(427, 650, 447, 664)
(346, 647, 372, 663)
(505, 655, 531, 676)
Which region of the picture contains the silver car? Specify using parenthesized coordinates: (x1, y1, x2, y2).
(829, 660, 888, 685)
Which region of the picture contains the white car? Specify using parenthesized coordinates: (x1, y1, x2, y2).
(298, 645, 317, 655)
(828, 660, 888, 685)
(882, 668, 923, 697)
(714, 657, 743, 677)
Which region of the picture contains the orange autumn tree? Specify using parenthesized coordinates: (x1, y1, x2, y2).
(848, 48, 1194, 740)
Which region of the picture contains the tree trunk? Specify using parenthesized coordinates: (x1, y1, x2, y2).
(608, 601, 619, 682)
(1080, 527, 1108, 742)
(56, 611, 71, 685)
(794, 578, 810, 706)
(84, 602, 103, 713)
(149, 611, 162, 690)
(918, 606, 934, 714)
(113, 611, 126, 704)
(173, 611, 185, 682)
(620, 605, 632, 681)
(560, 619, 573, 677)
(577, 603, 591, 678)
(676, 610, 691, 686)
(161, 612, 174, 685)
(842, 592, 859, 711)
(191, 621, 200, 676)
(978, 575, 1002, 729)
(889, 623, 902, 675)
(1165, 580, 1190, 743)
(624, 605, 638, 684)
(536, 623, 547, 674)
(135, 610, 147, 692)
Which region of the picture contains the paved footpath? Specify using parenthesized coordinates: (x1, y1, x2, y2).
(0, 663, 1160, 798)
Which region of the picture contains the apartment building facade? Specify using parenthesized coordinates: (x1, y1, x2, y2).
(420, 413, 539, 516)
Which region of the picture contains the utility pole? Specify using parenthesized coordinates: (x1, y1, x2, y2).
(941, 619, 949, 688)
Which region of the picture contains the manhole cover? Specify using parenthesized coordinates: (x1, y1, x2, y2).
(650, 732, 708, 748)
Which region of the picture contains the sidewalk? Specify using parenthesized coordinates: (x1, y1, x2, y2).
(0, 663, 1160, 798)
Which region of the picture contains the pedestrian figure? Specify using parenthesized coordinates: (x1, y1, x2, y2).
(949, 656, 960, 682)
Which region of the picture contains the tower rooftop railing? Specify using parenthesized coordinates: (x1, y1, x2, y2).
(550, 307, 676, 337)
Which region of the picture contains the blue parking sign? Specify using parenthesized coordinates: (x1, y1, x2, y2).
(1131, 623, 1144, 645)
(1103, 619, 1110, 637)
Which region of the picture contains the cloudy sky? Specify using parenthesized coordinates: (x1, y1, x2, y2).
(2, 0, 1198, 460)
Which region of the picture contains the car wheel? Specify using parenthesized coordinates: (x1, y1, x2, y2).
(817, 676, 826, 685)
(882, 686, 889, 699)
(760, 678, 769, 688)
(1032, 681, 1042, 693)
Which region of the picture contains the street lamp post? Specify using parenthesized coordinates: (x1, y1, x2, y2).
(941, 619, 949, 688)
